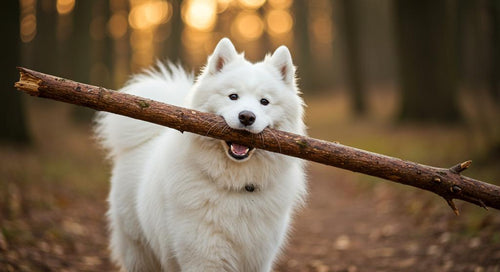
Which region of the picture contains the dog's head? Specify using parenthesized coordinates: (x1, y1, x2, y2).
(187, 38, 305, 162)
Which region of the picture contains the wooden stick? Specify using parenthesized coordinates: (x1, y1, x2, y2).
(14, 67, 500, 213)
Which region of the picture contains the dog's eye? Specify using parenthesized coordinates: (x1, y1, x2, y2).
(260, 98, 269, 106)
(229, 94, 239, 100)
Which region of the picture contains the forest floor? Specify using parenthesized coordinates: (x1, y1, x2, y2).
(1, 91, 500, 272)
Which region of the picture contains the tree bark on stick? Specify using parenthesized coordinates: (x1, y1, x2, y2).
(14, 67, 500, 213)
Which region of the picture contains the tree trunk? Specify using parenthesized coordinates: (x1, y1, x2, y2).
(164, 0, 183, 62)
(490, 0, 500, 102)
(339, 0, 365, 115)
(394, 0, 462, 123)
(0, 1, 31, 144)
(72, 0, 93, 84)
(293, 0, 313, 91)
(34, 0, 58, 75)
(71, 0, 99, 122)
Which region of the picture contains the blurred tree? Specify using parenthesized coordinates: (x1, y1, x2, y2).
(34, 0, 58, 75)
(459, 0, 498, 100)
(56, 8, 74, 79)
(90, 0, 113, 87)
(338, 0, 366, 115)
(293, 0, 313, 90)
(72, 0, 93, 84)
(490, 0, 500, 102)
(71, 0, 99, 123)
(394, 0, 462, 123)
(0, 0, 31, 144)
(458, 0, 500, 159)
(165, 0, 183, 62)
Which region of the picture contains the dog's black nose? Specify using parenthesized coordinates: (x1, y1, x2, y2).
(238, 111, 256, 126)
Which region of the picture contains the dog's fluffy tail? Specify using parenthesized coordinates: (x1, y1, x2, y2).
(94, 62, 193, 159)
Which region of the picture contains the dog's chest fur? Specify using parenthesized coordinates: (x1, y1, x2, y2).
(133, 133, 304, 270)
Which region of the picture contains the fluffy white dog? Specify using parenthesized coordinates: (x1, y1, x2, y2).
(95, 38, 307, 271)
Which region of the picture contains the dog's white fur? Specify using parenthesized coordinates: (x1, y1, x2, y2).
(95, 38, 307, 271)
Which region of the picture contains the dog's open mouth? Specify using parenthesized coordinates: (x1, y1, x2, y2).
(224, 141, 255, 160)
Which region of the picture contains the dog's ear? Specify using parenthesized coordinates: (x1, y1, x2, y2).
(269, 46, 295, 86)
(207, 38, 238, 74)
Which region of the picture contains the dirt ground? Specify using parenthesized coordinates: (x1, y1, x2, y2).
(2, 161, 499, 272)
(1, 97, 500, 271)
(275, 164, 500, 272)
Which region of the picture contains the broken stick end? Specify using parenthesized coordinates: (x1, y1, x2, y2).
(14, 67, 42, 96)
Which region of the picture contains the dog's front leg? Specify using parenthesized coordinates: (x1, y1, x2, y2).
(169, 225, 238, 272)
(165, 218, 240, 272)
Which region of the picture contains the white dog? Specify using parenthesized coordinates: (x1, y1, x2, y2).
(95, 38, 307, 271)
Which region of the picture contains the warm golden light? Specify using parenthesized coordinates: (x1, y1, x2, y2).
(182, 0, 217, 31)
(20, 14, 37, 43)
(217, 0, 233, 13)
(238, 0, 265, 9)
(181, 28, 215, 66)
(130, 29, 154, 50)
(266, 9, 293, 35)
(268, 0, 292, 9)
(20, 0, 36, 7)
(145, 1, 171, 25)
(56, 0, 75, 15)
(130, 29, 155, 69)
(108, 12, 129, 39)
(132, 50, 155, 68)
(129, 1, 172, 30)
(20, 0, 37, 43)
(232, 11, 264, 41)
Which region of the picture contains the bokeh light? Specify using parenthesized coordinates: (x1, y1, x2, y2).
(182, 0, 217, 31)
(56, 0, 75, 15)
(129, 1, 172, 30)
(108, 12, 129, 39)
(232, 11, 264, 41)
(238, 0, 265, 9)
(217, 0, 233, 13)
(20, 14, 37, 43)
(268, 0, 292, 9)
(266, 9, 293, 36)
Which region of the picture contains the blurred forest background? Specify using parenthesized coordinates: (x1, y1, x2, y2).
(1, 0, 500, 271)
(2, 0, 500, 144)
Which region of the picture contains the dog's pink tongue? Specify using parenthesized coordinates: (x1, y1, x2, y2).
(231, 143, 249, 155)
